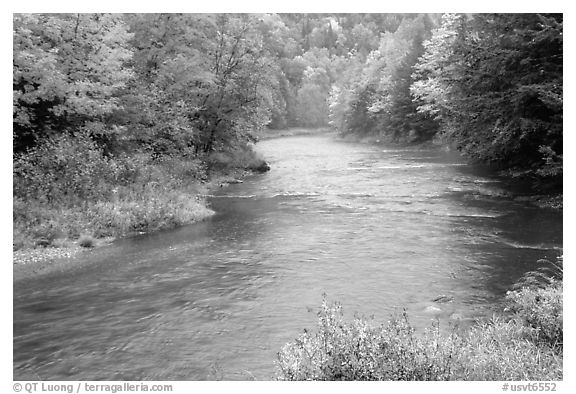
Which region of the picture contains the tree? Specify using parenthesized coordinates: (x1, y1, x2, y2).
(194, 14, 279, 152)
(295, 70, 330, 127)
(411, 14, 466, 122)
(412, 13, 563, 182)
(13, 13, 134, 153)
(125, 14, 279, 155)
(329, 14, 437, 140)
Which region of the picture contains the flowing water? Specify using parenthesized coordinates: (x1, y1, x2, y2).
(13, 134, 562, 380)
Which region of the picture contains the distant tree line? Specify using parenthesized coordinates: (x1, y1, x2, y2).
(13, 13, 562, 182)
(13, 13, 408, 156)
(329, 13, 562, 187)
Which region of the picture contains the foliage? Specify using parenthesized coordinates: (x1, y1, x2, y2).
(13, 13, 280, 249)
(13, 13, 563, 250)
(536, 146, 563, 179)
(450, 315, 561, 381)
(13, 13, 134, 153)
(294, 82, 329, 127)
(12, 127, 212, 248)
(277, 299, 457, 381)
(13, 132, 117, 205)
(327, 57, 364, 132)
(12, 12, 448, 154)
(411, 14, 465, 121)
(506, 281, 563, 350)
(277, 287, 562, 381)
(411, 14, 563, 184)
(125, 14, 280, 155)
(205, 143, 269, 174)
(269, 14, 421, 129)
(13, 149, 211, 248)
(364, 15, 437, 140)
(85, 187, 212, 237)
(328, 15, 437, 141)
(506, 257, 563, 349)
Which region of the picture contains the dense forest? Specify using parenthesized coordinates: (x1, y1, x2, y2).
(13, 13, 563, 250)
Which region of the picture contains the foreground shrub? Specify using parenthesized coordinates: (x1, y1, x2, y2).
(506, 258, 563, 350)
(506, 282, 563, 350)
(277, 292, 562, 381)
(451, 316, 562, 380)
(277, 299, 458, 381)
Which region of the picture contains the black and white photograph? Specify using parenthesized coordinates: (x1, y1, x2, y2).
(11, 5, 564, 388)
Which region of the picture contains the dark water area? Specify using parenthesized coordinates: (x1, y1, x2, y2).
(13, 135, 562, 380)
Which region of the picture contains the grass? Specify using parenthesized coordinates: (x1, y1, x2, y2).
(452, 316, 562, 380)
(12, 133, 242, 252)
(13, 133, 270, 253)
(13, 172, 214, 251)
(277, 272, 563, 381)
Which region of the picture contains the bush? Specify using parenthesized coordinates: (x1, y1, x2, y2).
(13, 132, 116, 206)
(506, 281, 563, 350)
(78, 234, 96, 248)
(277, 298, 458, 381)
(506, 257, 563, 349)
(206, 145, 268, 173)
(277, 291, 563, 381)
(451, 316, 562, 381)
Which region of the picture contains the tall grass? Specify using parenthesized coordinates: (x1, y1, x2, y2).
(506, 258, 563, 350)
(13, 133, 214, 250)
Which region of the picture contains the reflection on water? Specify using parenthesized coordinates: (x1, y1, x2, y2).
(13, 135, 562, 380)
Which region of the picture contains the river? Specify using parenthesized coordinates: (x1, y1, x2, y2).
(13, 134, 562, 380)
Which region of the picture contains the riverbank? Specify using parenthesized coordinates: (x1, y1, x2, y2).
(278, 266, 563, 381)
(255, 127, 333, 140)
(515, 194, 563, 210)
(14, 131, 563, 381)
(336, 132, 563, 211)
(13, 145, 268, 280)
(12, 172, 245, 281)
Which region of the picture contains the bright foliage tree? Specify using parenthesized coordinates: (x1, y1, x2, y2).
(411, 13, 562, 181)
(13, 13, 134, 152)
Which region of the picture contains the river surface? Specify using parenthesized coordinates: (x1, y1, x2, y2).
(13, 134, 562, 380)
